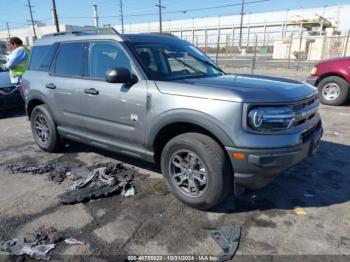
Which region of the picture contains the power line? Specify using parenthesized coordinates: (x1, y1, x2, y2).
(36, 0, 270, 22)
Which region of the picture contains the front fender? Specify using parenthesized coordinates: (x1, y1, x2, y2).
(146, 109, 234, 149)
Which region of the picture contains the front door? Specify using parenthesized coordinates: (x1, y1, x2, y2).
(80, 40, 148, 156)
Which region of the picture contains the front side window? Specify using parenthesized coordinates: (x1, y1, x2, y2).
(89, 41, 131, 80)
(54, 42, 85, 77)
(131, 41, 224, 81)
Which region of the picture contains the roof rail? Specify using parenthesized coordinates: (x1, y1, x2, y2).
(147, 32, 177, 37)
(42, 27, 122, 38)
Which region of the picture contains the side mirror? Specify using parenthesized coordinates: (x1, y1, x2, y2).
(105, 67, 137, 84)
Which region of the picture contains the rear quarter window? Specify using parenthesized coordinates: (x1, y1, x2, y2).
(28, 44, 58, 71)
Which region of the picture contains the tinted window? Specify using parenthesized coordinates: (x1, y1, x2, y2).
(131, 42, 222, 80)
(54, 42, 85, 76)
(89, 41, 131, 79)
(29, 44, 57, 71)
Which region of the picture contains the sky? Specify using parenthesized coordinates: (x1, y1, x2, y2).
(0, 0, 350, 30)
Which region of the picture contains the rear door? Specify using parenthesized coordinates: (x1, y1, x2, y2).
(80, 40, 148, 156)
(48, 41, 88, 132)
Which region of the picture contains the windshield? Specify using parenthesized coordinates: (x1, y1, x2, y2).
(130, 41, 224, 81)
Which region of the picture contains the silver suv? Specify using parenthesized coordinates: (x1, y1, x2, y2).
(22, 28, 323, 210)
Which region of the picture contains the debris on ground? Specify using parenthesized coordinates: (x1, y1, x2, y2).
(58, 163, 136, 204)
(1, 239, 55, 260)
(34, 226, 63, 244)
(7, 162, 56, 175)
(64, 238, 86, 245)
(122, 186, 136, 197)
(0, 226, 87, 260)
(292, 208, 307, 215)
(0, 226, 60, 260)
(206, 224, 241, 262)
(48, 167, 72, 183)
(6, 161, 137, 203)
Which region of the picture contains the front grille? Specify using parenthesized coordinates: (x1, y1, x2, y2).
(291, 95, 320, 127)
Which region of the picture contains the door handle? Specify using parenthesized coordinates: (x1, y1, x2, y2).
(45, 83, 56, 89)
(84, 88, 99, 95)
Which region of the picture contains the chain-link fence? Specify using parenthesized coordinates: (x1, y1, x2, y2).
(171, 30, 350, 75)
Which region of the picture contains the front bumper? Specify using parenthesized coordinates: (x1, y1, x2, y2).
(306, 76, 319, 86)
(226, 123, 323, 189)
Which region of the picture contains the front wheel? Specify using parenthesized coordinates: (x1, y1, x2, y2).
(317, 76, 349, 106)
(30, 104, 63, 152)
(160, 133, 233, 210)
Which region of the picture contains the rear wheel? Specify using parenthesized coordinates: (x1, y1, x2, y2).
(317, 76, 349, 106)
(160, 133, 233, 210)
(31, 104, 63, 152)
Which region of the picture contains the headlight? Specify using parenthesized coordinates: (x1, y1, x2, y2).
(248, 106, 295, 131)
(311, 67, 317, 75)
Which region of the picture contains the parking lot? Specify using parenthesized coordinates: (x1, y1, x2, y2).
(0, 70, 350, 261)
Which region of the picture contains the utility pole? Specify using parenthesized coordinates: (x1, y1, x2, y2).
(6, 22, 11, 40)
(155, 0, 165, 33)
(93, 4, 99, 28)
(239, 0, 245, 48)
(27, 0, 37, 39)
(119, 0, 124, 33)
(51, 0, 60, 32)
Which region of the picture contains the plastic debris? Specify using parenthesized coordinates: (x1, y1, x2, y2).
(0, 226, 60, 260)
(64, 238, 85, 245)
(207, 224, 241, 262)
(0, 226, 87, 260)
(122, 186, 136, 197)
(1, 239, 55, 260)
(7, 162, 56, 175)
(58, 163, 136, 204)
(292, 208, 307, 215)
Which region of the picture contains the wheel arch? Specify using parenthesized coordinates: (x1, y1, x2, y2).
(316, 72, 348, 86)
(26, 93, 53, 119)
(147, 110, 234, 163)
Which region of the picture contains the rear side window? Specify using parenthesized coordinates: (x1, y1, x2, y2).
(53, 42, 86, 77)
(29, 44, 57, 71)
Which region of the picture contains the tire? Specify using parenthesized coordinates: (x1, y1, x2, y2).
(317, 76, 349, 106)
(160, 133, 233, 210)
(30, 104, 63, 152)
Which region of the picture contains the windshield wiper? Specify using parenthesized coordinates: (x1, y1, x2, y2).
(160, 50, 207, 76)
(187, 54, 226, 74)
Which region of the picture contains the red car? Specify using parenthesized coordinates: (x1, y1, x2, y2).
(307, 56, 350, 106)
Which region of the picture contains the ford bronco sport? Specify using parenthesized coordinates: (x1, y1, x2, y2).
(22, 28, 323, 210)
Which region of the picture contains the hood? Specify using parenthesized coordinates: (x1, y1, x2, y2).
(155, 74, 317, 103)
(316, 56, 350, 65)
